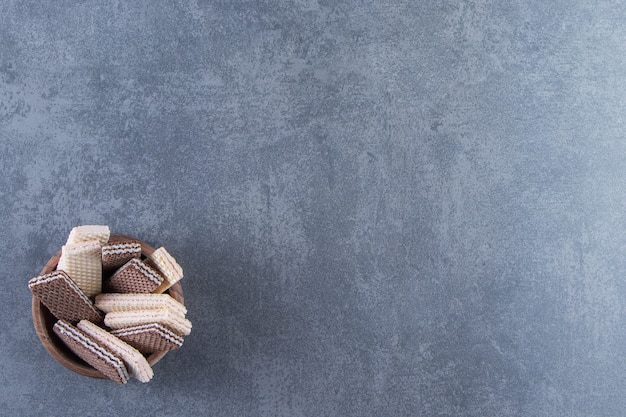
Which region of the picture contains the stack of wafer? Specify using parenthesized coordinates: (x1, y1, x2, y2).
(96, 293, 191, 351)
(28, 225, 191, 384)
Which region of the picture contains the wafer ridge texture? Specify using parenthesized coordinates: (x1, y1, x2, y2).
(104, 309, 192, 335)
(95, 293, 187, 316)
(29, 270, 103, 323)
(105, 259, 164, 293)
(67, 225, 110, 245)
(57, 240, 103, 297)
(145, 247, 183, 294)
(54, 320, 129, 384)
(78, 320, 153, 383)
(102, 242, 141, 270)
(111, 323, 184, 353)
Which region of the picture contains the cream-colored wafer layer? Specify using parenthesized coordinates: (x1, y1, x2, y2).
(145, 247, 183, 294)
(94, 293, 187, 316)
(77, 320, 153, 383)
(67, 225, 110, 245)
(57, 240, 102, 297)
(104, 309, 192, 335)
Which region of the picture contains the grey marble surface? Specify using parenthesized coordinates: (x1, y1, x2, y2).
(1, 1, 625, 416)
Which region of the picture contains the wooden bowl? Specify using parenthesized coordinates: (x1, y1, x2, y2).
(31, 234, 184, 379)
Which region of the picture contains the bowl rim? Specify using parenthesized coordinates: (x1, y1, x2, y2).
(31, 233, 184, 379)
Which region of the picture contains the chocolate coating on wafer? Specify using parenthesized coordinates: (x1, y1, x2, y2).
(29, 271, 103, 323)
(53, 320, 128, 384)
(111, 323, 183, 353)
(104, 259, 163, 293)
(102, 242, 141, 270)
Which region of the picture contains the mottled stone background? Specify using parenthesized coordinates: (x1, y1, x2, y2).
(1, 1, 625, 416)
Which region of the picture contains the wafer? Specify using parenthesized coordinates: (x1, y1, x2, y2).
(67, 225, 110, 245)
(102, 241, 141, 270)
(94, 293, 187, 316)
(57, 240, 102, 297)
(104, 309, 192, 336)
(145, 247, 183, 294)
(77, 320, 153, 383)
(28, 271, 103, 323)
(53, 320, 129, 384)
(104, 259, 164, 294)
(111, 323, 184, 353)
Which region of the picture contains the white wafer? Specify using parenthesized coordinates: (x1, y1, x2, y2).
(67, 225, 110, 245)
(104, 309, 192, 336)
(57, 240, 102, 297)
(94, 293, 187, 316)
(145, 247, 183, 294)
(77, 320, 153, 383)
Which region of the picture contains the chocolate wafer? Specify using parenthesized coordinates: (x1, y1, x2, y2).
(94, 293, 187, 316)
(111, 323, 183, 353)
(57, 240, 102, 297)
(104, 259, 164, 294)
(67, 225, 110, 245)
(77, 320, 153, 383)
(104, 309, 192, 336)
(145, 247, 183, 294)
(53, 320, 129, 384)
(29, 271, 103, 323)
(102, 242, 141, 270)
